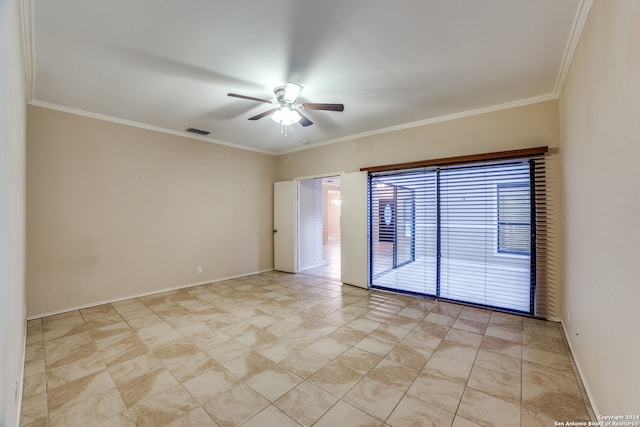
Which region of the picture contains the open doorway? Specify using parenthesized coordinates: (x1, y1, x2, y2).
(298, 176, 341, 281)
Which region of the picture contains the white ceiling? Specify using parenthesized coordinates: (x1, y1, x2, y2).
(29, 0, 585, 154)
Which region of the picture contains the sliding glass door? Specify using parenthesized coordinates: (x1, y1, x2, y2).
(369, 160, 536, 314)
(370, 171, 437, 296)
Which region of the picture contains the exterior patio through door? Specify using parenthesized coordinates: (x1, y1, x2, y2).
(373, 184, 416, 278)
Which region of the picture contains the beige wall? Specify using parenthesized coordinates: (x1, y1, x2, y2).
(559, 0, 640, 415)
(26, 106, 276, 316)
(0, 0, 27, 424)
(277, 100, 564, 318)
(25, 91, 565, 321)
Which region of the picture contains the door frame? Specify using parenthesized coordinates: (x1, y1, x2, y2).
(274, 171, 368, 288)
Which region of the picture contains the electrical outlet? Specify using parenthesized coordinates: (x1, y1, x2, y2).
(15, 380, 19, 405)
(197, 266, 202, 274)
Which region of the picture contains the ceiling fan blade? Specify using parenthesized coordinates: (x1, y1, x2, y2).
(302, 103, 344, 112)
(248, 108, 277, 121)
(297, 110, 314, 127)
(227, 93, 273, 104)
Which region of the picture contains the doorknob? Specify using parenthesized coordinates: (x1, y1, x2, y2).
(273, 229, 278, 233)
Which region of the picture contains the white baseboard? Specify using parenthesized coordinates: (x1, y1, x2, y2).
(15, 314, 27, 427)
(299, 262, 328, 271)
(15, 305, 27, 427)
(26, 269, 274, 320)
(558, 319, 600, 418)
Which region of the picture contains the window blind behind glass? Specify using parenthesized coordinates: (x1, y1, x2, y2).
(370, 170, 437, 295)
(532, 156, 550, 318)
(439, 161, 532, 313)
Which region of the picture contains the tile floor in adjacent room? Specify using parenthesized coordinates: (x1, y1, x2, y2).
(299, 236, 341, 282)
(20, 271, 595, 427)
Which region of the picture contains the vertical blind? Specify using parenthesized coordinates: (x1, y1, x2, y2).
(368, 154, 547, 316)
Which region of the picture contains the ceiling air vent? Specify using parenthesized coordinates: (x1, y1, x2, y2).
(186, 127, 210, 136)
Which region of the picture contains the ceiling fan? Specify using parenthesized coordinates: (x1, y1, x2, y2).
(227, 83, 344, 131)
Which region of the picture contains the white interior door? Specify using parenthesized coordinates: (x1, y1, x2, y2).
(273, 180, 297, 273)
(341, 171, 368, 288)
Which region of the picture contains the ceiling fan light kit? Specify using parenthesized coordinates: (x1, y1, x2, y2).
(227, 82, 344, 137)
(271, 105, 301, 136)
(271, 106, 301, 125)
(282, 83, 302, 104)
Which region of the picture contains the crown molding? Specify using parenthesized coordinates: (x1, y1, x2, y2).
(24, 1, 589, 158)
(553, 0, 594, 96)
(277, 93, 558, 155)
(28, 100, 277, 155)
(281, 0, 594, 156)
(19, 0, 34, 101)
(32, 94, 557, 158)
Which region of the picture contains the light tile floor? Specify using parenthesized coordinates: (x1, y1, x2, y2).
(21, 271, 595, 426)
